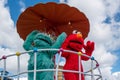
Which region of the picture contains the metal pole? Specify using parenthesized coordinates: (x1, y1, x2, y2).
(56, 51, 62, 80)
(34, 52, 37, 80)
(97, 66, 103, 80)
(2, 57, 6, 80)
(3, 59, 6, 80)
(78, 55, 81, 80)
(17, 56, 20, 80)
(91, 60, 95, 80)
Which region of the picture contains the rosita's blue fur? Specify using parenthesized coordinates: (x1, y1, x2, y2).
(23, 30, 67, 80)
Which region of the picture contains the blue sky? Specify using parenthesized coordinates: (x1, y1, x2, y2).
(112, 50, 120, 72)
(0, 0, 120, 80)
(6, 0, 61, 24)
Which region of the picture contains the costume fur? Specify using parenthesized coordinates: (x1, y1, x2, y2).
(23, 30, 66, 80)
(61, 33, 94, 80)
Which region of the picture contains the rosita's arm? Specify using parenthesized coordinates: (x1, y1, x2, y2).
(50, 32, 67, 55)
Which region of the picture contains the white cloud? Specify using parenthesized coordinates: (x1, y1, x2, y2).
(0, 1, 24, 51)
(67, 0, 106, 23)
(102, 0, 120, 16)
(0, 0, 28, 76)
(112, 72, 120, 79)
(19, 0, 26, 12)
(14, 77, 27, 80)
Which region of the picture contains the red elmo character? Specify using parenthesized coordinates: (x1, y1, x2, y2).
(60, 32, 95, 80)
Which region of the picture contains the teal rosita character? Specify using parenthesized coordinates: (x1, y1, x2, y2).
(23, 30, 66, 80)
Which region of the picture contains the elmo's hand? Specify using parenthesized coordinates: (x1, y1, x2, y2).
(84, 41, 95, 53)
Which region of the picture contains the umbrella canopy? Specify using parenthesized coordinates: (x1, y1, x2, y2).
(17, 2, 90, 40)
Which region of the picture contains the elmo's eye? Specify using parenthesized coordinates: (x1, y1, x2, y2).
(72, 30, 83, 38)
(77, 31, 82, 34)
(72, 30, 77, 34)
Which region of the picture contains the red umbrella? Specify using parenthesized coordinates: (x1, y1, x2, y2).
(17, 2, 90, 40)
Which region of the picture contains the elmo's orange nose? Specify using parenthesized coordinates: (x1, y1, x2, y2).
(77, 32, 82, 38)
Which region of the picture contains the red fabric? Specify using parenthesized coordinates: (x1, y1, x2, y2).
(61, 34, 94, 80)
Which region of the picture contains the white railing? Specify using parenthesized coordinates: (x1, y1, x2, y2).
(0, 48, 103, 80)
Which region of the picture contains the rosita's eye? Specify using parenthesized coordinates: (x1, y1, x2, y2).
(32, 42, 35, 46)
